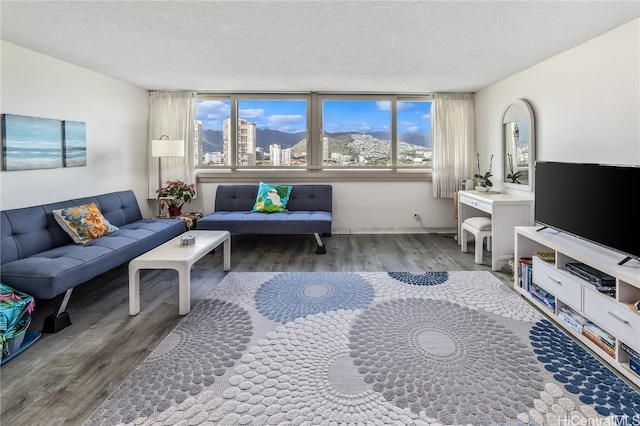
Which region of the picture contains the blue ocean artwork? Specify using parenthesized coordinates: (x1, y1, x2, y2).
(63, 120, 87, 167)
(1, 114, 63, 171)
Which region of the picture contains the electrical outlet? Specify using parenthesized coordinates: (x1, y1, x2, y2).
(414, 213, 421, 221)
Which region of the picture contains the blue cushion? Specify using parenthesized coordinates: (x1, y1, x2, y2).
(197, 211, 332, 235)
(0, 219, 185, 300)
(0, 190, 186, 300)
(201, 184, 333, 236)
(214, 185, 332, 212)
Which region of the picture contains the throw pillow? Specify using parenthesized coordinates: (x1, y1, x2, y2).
(252, 182, 292, 213)
(53, 202, 119, 244)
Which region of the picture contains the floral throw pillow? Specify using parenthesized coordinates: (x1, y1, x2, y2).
(252, 182, 293, 213)
(53, 202, 119, 244)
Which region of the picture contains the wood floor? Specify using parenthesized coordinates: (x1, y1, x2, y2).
(0, 233, 513, 426)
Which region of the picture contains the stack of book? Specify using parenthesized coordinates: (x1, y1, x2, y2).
(620, 342, 640, 376)
(582, 322, 615, 358)
(517, 258, 532, 290)
(558, 305, 587, 334)
(529, 282, 555, 311)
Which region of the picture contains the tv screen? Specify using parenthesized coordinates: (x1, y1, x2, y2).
(534, 161, 640, 263)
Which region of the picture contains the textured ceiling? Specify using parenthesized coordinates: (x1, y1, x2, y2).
(1, 1, 638, 93)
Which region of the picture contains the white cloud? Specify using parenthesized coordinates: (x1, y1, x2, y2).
(196, 100, 231, 130)
(397, 102, 414, 111)
(267, 114, 304, 126)
(239, 108, 264, 119)
(197, 100, 230, 118)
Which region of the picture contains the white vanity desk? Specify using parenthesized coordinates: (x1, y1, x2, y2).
(457, 190, 534, 271)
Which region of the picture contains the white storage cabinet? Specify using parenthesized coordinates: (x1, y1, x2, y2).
(514, 226, 640, 388)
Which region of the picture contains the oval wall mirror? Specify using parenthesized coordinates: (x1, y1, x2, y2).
(502, 99, 535, 191)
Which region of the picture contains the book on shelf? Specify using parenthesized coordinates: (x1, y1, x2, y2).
(584, 322, 615, 347)
(518, 258, 532, 290)
(620, 342, 640, 376)
(558, 305, 586, 333)
(582, 322, 616, 358)
(620, 342, 640, 360)
(528, 282, 555, 311)
(630, 357, 640, 376)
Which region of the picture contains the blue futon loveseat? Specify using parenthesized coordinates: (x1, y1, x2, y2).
(1, 190, 186, 332)
(196, 184, 332, 253)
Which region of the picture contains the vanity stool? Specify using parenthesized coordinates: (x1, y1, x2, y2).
(460, 217, 492, 264)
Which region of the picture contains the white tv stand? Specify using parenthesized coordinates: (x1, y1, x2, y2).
(514, 226, 640, 388)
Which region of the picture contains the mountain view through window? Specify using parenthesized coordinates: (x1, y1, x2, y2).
(195, 97, 431, 168)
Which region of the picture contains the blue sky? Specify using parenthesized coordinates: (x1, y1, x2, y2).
(196, 99, 431, 134)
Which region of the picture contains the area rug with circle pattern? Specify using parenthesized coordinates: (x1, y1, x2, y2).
(84, 271, 640, 425)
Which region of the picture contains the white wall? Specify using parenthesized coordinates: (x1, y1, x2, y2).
(4, 19, 636, 233)
(331, 182, 454, 233)
(0, 42, 457, 233)
(475, 19, 639, 196)
(0, 41, 152, 214)
(0, 41, 455, 232)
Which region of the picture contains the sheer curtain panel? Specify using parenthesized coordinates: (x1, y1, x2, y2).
(147, 91, 197, 199)
(431, 93, 476, 199)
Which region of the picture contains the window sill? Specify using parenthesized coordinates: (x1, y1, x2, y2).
(196, 168, 432, 183)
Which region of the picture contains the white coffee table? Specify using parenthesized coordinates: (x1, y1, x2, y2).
(129, 230, 230, 316)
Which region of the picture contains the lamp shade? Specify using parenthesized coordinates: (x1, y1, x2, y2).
(151, 138, 185, 157)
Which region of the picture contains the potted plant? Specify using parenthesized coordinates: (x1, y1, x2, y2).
(156, 179, 196, 217)
(474, 171, 493, 190)
(474, 154, 494, 191)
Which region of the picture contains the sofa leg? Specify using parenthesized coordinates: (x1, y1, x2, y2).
(314, 233, 326, 254)
(43, 289, 73, 333)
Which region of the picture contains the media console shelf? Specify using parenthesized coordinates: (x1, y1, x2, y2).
(514, 226, 640, 388)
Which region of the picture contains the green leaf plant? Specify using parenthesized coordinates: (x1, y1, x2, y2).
(475, 153, 494, 187)
(506, 154, 523, 184)
(474, 171, 493, 187)
(507, 170, 523, 184)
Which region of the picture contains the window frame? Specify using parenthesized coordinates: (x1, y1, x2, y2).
(196, 92, 433, 183)
(318, 94, 395, 169)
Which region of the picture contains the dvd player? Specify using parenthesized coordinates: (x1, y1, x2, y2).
(566, 263, 615, 287)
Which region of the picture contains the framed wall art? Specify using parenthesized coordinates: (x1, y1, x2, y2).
(63, 120, 87, 167)
(1, 114, 63, 171)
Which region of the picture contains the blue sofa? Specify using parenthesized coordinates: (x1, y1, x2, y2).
(196, 184, 332, 253)
(1, 190, 186, 332)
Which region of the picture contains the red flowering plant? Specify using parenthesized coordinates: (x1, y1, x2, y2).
(156, 179, 196, 210)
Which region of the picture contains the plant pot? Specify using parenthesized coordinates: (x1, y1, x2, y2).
(168, 205, 182, 217)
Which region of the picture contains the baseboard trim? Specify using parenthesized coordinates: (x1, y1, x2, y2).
(331, 227, 457, 235)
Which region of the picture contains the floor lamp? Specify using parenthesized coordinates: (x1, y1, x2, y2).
(151, 135, 185, 215)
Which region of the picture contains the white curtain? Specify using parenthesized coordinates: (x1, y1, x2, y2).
(147, 91, 197, 199)
(431, 93, 476, 199)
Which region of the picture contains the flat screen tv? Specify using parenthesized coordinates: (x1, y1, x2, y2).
(534, 161, 640, 265)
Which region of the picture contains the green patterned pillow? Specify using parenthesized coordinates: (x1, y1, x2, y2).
(252, 182, 293, 213)
(53, 202, 119, 244)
